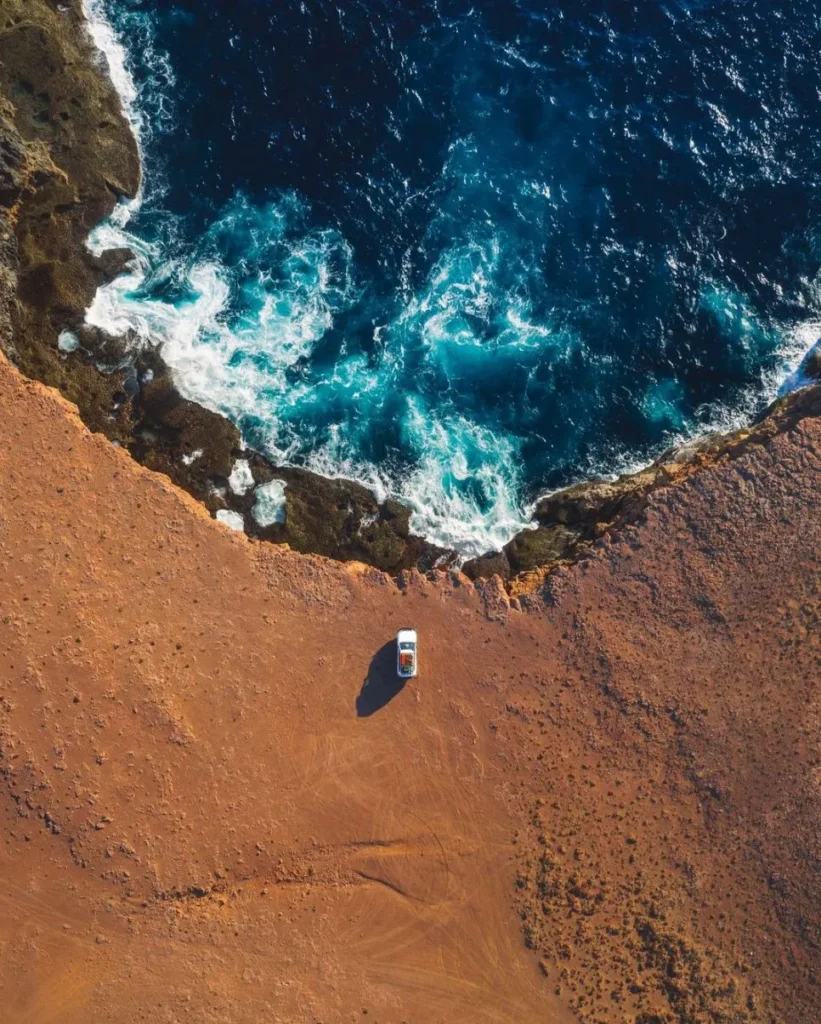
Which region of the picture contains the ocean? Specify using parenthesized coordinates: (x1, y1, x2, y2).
(83, 0, 821, 557)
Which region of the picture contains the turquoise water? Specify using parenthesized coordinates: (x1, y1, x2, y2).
(83, 0, 821, 556)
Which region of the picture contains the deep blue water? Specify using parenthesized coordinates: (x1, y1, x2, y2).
(85, 0, 821, 555)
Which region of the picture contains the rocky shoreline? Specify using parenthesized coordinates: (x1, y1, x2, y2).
(1, 0, 819, 592)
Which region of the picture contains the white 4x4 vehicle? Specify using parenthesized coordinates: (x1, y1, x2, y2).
(396, 628, 418, 678)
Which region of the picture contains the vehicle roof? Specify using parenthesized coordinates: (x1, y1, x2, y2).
(397, 628, 417, 641)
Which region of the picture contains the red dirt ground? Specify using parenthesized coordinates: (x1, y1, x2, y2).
(0, 354, 819, 1023)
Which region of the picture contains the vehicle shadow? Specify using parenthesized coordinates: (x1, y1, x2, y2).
(356, 641, 405, 717)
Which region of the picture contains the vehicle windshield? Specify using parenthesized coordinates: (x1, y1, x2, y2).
(399, 642, 415, 650)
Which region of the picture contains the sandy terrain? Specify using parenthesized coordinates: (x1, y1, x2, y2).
(0, 354, 819, 1023)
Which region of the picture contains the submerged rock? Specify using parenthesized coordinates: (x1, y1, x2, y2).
(803, 345, 821, 381)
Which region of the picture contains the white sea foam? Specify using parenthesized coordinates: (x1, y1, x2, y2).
(86, 252, 231, 360)
(253, 480, 287, 527)
(694, 315, 821, 436)
(393, 401, 529, 557)
(57, 330, 80, 353)
(228, 459, 254, 496)
(394, 234, 551, 354)
(82, 1, 142, 140)
(302, 397, 532, 559)
(87, 196, 358, 466)
(215, 509, 245, 532)
(81, 0, 143, 223)
(682, 283, 821, 438)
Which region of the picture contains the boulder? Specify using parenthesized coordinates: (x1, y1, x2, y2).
(462, 550, 511, 581)
(504, 524, 582, 575)
(803, 345, 821, 381)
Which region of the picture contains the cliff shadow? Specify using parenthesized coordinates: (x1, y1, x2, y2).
(356, 641, 405, 717)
